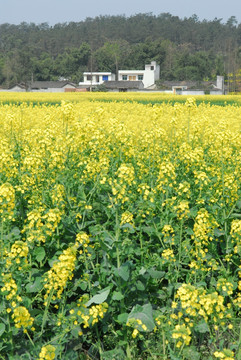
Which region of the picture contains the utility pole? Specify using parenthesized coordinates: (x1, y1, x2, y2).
(90, 47, 93, 92)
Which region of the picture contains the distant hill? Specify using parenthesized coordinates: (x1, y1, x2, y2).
(0, 13, 240, 90)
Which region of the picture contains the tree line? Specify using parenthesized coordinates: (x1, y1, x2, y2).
(0, 13, 241, 90)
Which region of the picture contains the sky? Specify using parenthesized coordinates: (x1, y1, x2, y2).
(0, 0, 240, 25)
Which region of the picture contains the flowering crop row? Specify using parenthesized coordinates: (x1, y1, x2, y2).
(0, 93, 241, 359)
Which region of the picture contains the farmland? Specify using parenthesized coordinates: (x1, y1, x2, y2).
(1, 93, 241, 359)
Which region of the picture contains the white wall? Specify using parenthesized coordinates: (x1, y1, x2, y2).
(31, 88, 66, 92)
(81, 73, 115, 85)
(7, 86, 25, 92)
(181, 90, 205, 95)
(118, 61, 160, 88)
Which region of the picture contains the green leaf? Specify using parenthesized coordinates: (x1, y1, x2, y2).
(170, 355, 181, 360)
(231, 213, 241, 219)
(214, 228, 225, 237)
(71, 325, 81, 338)
(237, 347, 241, 360)
(136, 281, 145, 291)
(183, 347, 201, 360)
(101, 348, 125, 360)
(189, 207, 198, 218)
(186, 227, 194, 235)
(103, 233, 114, 249)
(80, 282, 88, 291)
(0, 323, 5, 337)
(115, 264, 130, 281)
(120, 223, 135, 233)
(117, 313, 128, 324)
(236, 201, 241, 209)
(88, 344, 99, 359)
(11, 227, 21, 237)
(147, 269, 165, 279)
(127, 303, 155, 332)
(142, 226, 155, 235)
(0, 303, 5, 312)
(194, 320, 209, 333)
(139, 267, 146, 275)
(112, 291, 124, 301)
(26, 277, 42, 293)
(86, 287, 110, 306)
(34, 247, 46, 263)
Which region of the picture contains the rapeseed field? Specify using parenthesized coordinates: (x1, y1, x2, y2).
(1, 92, 241, 359)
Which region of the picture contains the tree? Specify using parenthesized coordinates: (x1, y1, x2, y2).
(31, 53, 54, 81)
(52, 43, 91, 82)
(0, 15, 240, 86)
(2, 55, 19, 87)
(94, 40, 130, 75)
(226, 16, 238, 28)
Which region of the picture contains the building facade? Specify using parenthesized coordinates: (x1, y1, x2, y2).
(29, 81, 76, 92)
(118, 61, 160, 89)
(103, 80, 144, 92)
(79, 72, 116, 87)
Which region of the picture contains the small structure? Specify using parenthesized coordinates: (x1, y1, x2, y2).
(172, 85, 188, 94)
(159, 76, 226, 95)
(79, 72, 115, 88)
(118, 61, 160, 89)
(8, 83, 26, 92)
(103, 80, 144, 92)
(29, 81, 76, 92)
(215, 76, 225, 94)
(78, 61, 160, 91)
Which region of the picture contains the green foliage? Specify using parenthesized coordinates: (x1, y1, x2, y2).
(0, 14, 241, 86)
(1, 96, 241, 358)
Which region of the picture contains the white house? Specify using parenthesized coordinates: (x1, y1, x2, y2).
(118, 61, 160, 89)
(79, 72, 115, 87)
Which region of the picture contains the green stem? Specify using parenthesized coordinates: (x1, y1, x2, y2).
(126, 341, 132, 359)
(40, 287, 54, 337)
(162, 330, 166, 356)
(83, 248, 91, 292)
(25, 329, 35, 348)
(178, 341, 185, 358)
(29, 253, 32, 282)
(153, 221, 165, 248)
(7, 313, 14, 355)
(45, 329, 68, 346)
(95, 326, 103, 358)
(237, 322, 241, 360)
(115, 210, 121, 268)
(0, 220, 3, 262)
(176, 220, 183, 282)
(57, 225, 60, 249)
(116, 245, 120, 269)
(139, 231, 143, 265)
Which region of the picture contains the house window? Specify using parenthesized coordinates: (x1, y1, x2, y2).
(96, 75, 99, 82)
(129, 76, 136, 81)
(151, 66, 154, 70)
(87, 75, 92, 81)
(138, 75, 143, 81)
(122, 75, 127, 80)
(102, 75, 108, 81)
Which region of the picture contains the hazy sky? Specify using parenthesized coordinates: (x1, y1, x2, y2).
(0, 0, 240, 25)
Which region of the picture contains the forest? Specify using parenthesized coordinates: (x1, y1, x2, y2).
(0, 13, 241, 90)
